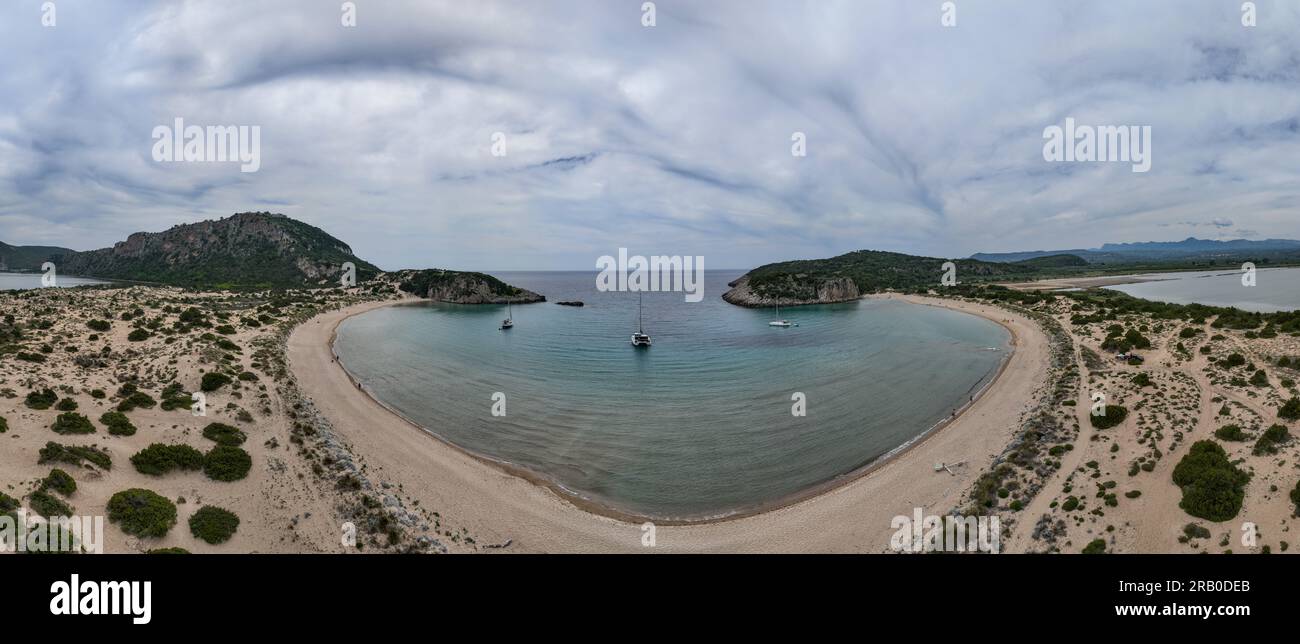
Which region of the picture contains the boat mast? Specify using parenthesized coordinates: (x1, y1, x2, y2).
(638, 291, 643, 334)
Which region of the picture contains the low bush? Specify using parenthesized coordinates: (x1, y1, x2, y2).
(130, 444, 204, 476)
(188, 505, 240, 544)
(38, 442, 112, 470)
(201, 422, 246, 446)
(1213, 424, 1246, 441)
(203, 446, 251, 481)
(200, 372, 233, 392)
(1254, 424, 1291, 456)
(1278, 397, 1300, 421)
(28, 489, 73, 518)
(99, 411, 137, 436)
(42, 468, 76, 496)
(50, 413, 94, 435)
(25, 388, 58, 410)
(1172, 440, 1249, 521)
(116, 391, 157, 412)
(106, 489, 176, 538)
(1089, 405, 1128, 430)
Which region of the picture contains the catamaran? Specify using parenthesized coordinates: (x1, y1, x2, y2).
(500, 299, 513, 330)
(769, 303, 793, 327)
(631, 291, 652, 347)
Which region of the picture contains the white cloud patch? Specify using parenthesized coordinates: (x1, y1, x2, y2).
(1, 0, 1299, 269)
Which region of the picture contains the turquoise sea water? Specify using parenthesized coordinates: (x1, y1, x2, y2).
(1105, 267, 1300, 312)
(334, 271, 1010, 519)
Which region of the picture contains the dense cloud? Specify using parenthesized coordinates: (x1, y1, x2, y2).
(1, 0, 1298, 270)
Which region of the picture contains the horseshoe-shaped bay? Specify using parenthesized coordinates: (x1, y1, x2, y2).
(333, 271, 1010, 521)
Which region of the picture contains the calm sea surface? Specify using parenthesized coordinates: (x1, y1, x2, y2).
(0, 272, 110, 290)
(1105, 267, 1300, 312)
(334, 271, 1010, 519)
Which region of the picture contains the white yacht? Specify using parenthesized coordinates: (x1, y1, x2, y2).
(500, 299, 513, 330)
(769, 303, 793, 327)
(631, 292, 652, 347)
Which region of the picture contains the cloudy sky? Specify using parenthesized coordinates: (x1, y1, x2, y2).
(2, 0, 1299, 270)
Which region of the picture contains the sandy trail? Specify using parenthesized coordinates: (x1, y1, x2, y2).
(287, 295, 1050, 553)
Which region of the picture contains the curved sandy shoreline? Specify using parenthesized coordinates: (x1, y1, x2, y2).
(288, 294, 1050, 552)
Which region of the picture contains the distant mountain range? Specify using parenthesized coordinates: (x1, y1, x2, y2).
(972, 237, 1300, 264)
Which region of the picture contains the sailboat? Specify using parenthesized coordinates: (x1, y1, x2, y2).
(630, 291, 652, 347)
(500, 299, 513, 330)
(768, 302, 793, 327)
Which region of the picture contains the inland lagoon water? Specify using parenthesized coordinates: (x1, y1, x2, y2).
(334, 271, 1010, 520)
(0, 272, 111, 290)
(1105, 267, 1300, 312)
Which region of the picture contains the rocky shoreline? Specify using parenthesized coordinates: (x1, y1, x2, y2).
(720, 275, 861, 307)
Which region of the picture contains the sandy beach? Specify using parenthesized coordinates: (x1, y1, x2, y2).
(287, 294, 1051, 553)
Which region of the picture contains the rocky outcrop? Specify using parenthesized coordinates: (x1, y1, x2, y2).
(425, 275, 544, 304)
(53, 212, 379, 287)
(391, 269, 544, 304)
(721, 275, 861, 308)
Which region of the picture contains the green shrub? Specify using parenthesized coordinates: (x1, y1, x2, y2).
(1089, 405, 1128, 430)
(87, 319, 111, 332)
(126, 329, 151, 342)
(1250, 370, 1269, 387)
(38, 442, 112, 470)
(146, 547, 190, 554)
(130, 444, 204, 476)
(55, 397, 78, 411)
(1279, 397, 1300, 421)
(1132, 373, 1153, 388)
(1291, 480, 1300, 516)
(188, 505, 240, 544)
(1082, 539, 1107, 554)
(1171, 440, 1249, 522)
(50, 413, 94, 435)
(203, 446, 252, 481)
(0, 415, 8, 434)
(200, 372, 233, 392)
(106, 489, 177, 538)
(201, 422, 247, 446)
(1213, 424, 1246, 441)
(25, 388, 58, 410)
(42, 468, 76, 496)
(159, 383, 193, 411)
(99, 411, 137, 436)
(1183, 523, 1211, 539)
(28, 489, 73, 518)
(1254, 424, 1291, 455)
(116, 391, 157, 412)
